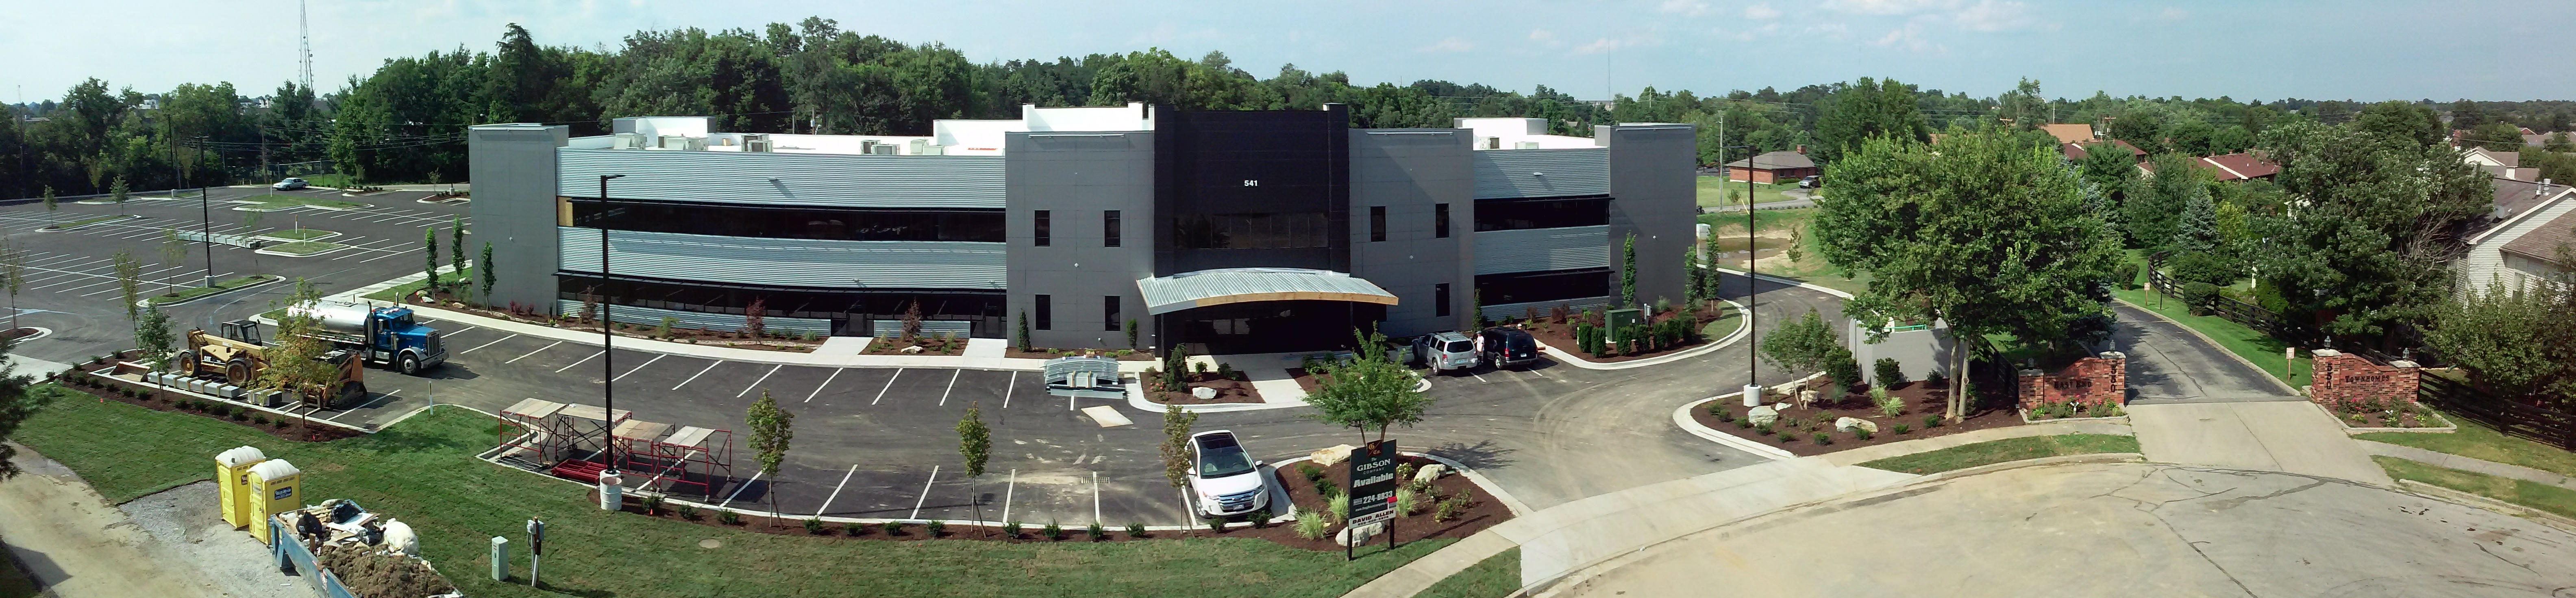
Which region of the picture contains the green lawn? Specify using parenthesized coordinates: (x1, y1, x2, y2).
(2374, 456, 2576, 520)
(1695, 178, 1807, 208)
(1695, 208, 1871, 296)
(1856, 434, 2141, 474)
(38, 214, 130, 230)
(262, 241, 346, 256)
(2115, 286, 2311, 388)
(237, 193, 366, 210)
(1701, 302, 1745, 341)
(147, 275, 272, 305)
(2358, 413, 2576, 478)
(9, 388, 1453, 598)
(262, 228, 335, 240)
(1416, 547, 1519, 598)
(363, 267, 473, 302)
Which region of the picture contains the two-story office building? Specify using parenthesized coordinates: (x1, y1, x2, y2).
(468, 105, 1693, 354)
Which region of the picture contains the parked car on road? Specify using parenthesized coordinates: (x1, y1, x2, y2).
(1188, 430, 1269, 517)
(1797, 175, 1820, 188)
(1480, 327, 1540, 369)
(1411, 331, 1477, 374)
(272, 177, 309, 191)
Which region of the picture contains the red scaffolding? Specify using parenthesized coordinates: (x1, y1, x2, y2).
(494, 398, 631, 481)
(631, 425, 734, 498)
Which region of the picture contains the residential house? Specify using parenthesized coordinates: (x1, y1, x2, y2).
(2061, 139, 2146, 164)
(2463, 147, 2538, 182)
(1725, 148, 1818, 184)
(2455, 177, 2576, 296)
(2197, 153, 2281, 181)
(2040, 123, 2096, 144)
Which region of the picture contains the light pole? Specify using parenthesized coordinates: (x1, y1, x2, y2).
(1717, 142, 1756, 393)
(596, 174, 625, 489)
(194, 135, 214, 287)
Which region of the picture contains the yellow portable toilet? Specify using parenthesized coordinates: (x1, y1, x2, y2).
(214, 446, 268, 530)
(245, 459, 303, 545)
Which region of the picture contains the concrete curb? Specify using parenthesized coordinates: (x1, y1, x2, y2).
(136, 275, 286, 308)
(2112, 297, 2302, 396)
(2392, 479, 2576, 535)
(1709, 266, 1856, 299)
(1534, 297, 1749, 370)
(253, 242, 352, 258)
(34, 214, 141, 232)
(1671, 371, 1829, 461)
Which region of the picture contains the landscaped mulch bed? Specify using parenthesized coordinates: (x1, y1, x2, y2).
(429, 299, 826, 352)
(1268, 454, 1510, 550)
(51, 355, 364, 442)
(1690, 378, 2024, 457)
(1004, 348, 1154, 361)
(0, 327, 39, 342)
(2326, 398, 2448, 429)
(1516, 300, 1733, 363)
(1146, 372, 1263, 404)
(865, 336, 968, 355)
(608, 453, 1509, 551)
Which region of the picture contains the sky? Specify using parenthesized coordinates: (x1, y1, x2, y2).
(5, 0, 2573, 105)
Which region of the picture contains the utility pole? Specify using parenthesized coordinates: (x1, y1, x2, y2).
(196, 136, 213, 287)
(1745, 153, 1758, 390)
(596, 173, 627, 500)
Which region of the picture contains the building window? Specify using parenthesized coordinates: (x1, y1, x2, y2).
(1034, 210, 1051, 247)
(1103, 210, 1121, 247)
(1034, 295, 1052, 330)
(1104, 296, 1121, 331)
(1474, 196, 1611, 232)
(1171, 212, 1332, 249)
(1474, 268, 1611, 306)
(1370, 206, 1387, 242)
(1434, 283, 1451, 317)
(566, 200, 1004, 242)
(1434, 204, 1451, 238)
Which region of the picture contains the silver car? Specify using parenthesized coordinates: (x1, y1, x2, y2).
(1412, 331, 1477, 374)
(272, 177, 309, 191)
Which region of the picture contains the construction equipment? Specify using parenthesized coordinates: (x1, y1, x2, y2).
(281, 304, 446, 375)
(175, 327, 368, 409)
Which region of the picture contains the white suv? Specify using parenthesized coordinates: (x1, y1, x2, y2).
(1188, 430, 1269, 517)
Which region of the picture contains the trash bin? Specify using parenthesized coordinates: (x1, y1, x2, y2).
(215, 446, 268, 530)
(246, 459, 303, 545)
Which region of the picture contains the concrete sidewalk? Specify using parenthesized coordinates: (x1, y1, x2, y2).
(2128, 401, 2393, 485)
(1340, 458, 1915, 598)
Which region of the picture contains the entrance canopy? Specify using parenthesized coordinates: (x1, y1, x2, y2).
(1135, 268, 1397, 315)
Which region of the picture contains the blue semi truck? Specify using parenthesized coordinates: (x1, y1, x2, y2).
(283, 304, 448, 375)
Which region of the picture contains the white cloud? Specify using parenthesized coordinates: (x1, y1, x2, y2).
(1419, 37, 1474, 53)
(1825, 0, 1952, 16)
(1528, 28, 1555, 41)
(1573, 38, 1623, 54)
(1953, 0, 2037, 32)
(1744, 4, 1782, 20)
(1658, 0, 1712, 17)
(1870, 24, 1943, 53)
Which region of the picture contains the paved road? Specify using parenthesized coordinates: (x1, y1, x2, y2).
(1550, 461, 2576, 598)
(2112, 302, 2299, 403)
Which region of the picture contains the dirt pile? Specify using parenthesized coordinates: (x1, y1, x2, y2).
(316, 543, 456, 598)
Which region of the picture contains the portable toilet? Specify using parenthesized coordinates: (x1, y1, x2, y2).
(214, 446, 268, 530)
(245, 459, 303, 545)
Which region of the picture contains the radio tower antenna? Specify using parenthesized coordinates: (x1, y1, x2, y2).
(298, 0, 315, 93)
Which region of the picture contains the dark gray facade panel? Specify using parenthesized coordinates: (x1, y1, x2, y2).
(1005, 131, 1160, 350)
(556, 149, 1005, 209)
(1473, 226, 1612, 275)
(1600, 125, 1698, 307)
(1349, 129, 1474, 337)
(558, 228, 1005, 289)
(1470, 148, 1610, 199)
(468, 125, 569, 313)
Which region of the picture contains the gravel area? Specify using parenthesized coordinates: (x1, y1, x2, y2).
(118, 481, 318, 598)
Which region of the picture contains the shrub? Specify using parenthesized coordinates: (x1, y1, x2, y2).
(1204, 514, 1229, 531)
(1734, 418, 1751, 429)
(1396, 462, 1416, 483)
(1712, 405, 1734, 421)
(1923, 414, 1943, 429)
(1330, 493, 1350, 523)
(1435, 494, 1469, 522)
(1003, 521, 1023, 537)
(640, 494, 663, 515)
(2113, 261, 2140, 289)
(1854, 428, 1873, 441)
(2180, 281, 2220, 309)
(1778, 430, 1797, 443)
(1873, 358, 1906, 387)
(677, 504, 699, 520)
(1753, 423, 1773, 436)
(1813, 433, 1831, 445)
(1925, 370, 1947, 386)
(881, 520, 905, 536)
(1248, 509, 1272, 529)
(717, 511, 741, 525)
(1128, 522, 1150, 537)
(253, 415, 269, 425)
(925, 520, 946, 537)
(1871, 387, 1903, 417)
(1216, 361, 1236, 379)
(1395, 488, 1419, 516)
(231, 410, 248, 421)
(1294, 509, 1330, 540)
(2086, 401, 2118, 418)
(804, 517, 826, 535)
(1086, 522, 1105, 540)
(844, 521, 865, 536)
(1299, 462, 1326, 484)
(1043, 521, 1065, 541)
(1825, 347, 1863, 390)
(1314, 479, 1340, 498)
(1893, 422, 1911, 435)
(273, 419, 290, 429)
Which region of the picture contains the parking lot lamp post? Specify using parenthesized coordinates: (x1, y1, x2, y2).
(195, 136, 214, 287)
(597, 174, 625, 487)
(1718, 141, 1755, 392)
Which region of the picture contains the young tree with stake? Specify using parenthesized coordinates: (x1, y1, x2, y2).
(957, 401, 991, 535)
(449, 217, 466, 296)
(159, 230, 187, 296)
(422, 228, 439, 295)
(1160, 402, 1199, 492)
(746, 390, 794, 520)
(111, 251, 142, 323)
(479, 241, 496, 303)
(0, 243, 21, 332)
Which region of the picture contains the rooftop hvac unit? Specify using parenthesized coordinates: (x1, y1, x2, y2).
(908, 139, 929, 155)
(1516, 141, 1540, 150)
(746, 139, 773, 153)
(1484, 136, 1501, 150)
(613, 132, 645, 149)
(870, 143, 897, 155)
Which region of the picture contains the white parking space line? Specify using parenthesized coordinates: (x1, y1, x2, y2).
(1471, 373, 1487, 382)
(736, 364, 783, 398)
(802, 368, 843, 403)
(505, 340, 564, 364)
(672, 360, 724, 390)
(871, 369, 904, 405)
(460, 334, 516, 354)
(718, 470, 764, 508)
(909, 466, 940, 520)
(1001, 469, 1017, 524)
(1001, 372, 1016, 409)
(613, 353, 666, 381)
(553, 350, 605, 373)
(324, 390, 400, 421)
(937, 369, 961, 406)
(814, 464, 861, 518)
(1092, 472, 1102, 525)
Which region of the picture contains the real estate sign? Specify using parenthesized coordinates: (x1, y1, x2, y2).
(1347, 439, 1397, 526)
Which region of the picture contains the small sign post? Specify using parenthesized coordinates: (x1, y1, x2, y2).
(525, 517, 544, 587)
(1346, 439, 1398, 561)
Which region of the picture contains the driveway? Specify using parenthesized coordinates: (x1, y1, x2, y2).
(2112, 302, 2298, 403)
(0, 444, 228, 598)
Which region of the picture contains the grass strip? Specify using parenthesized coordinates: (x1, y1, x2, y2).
(1415, 546, 1519, 598)
(1857, 433, 2140, 474)
(238, 193, 365, 210)
(37, 214, 129, 230)
(146, 275, 271, 305)
(263, 241, 346, 256)
(363, 267, 472, 302)
(2374, 455, 2576, 520)
(10, 388, 1452, 598)
(1699, 303, 1745, 341)
(263, 228, 335, 240)
(1695, 178, 1807, 207)
(2358, 412, 2576, 478)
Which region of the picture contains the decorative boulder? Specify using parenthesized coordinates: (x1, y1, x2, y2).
(1798, 390, 1820, 408)
(1191, 386, 1218, 399)
(1834, 417, 1878, 434)
(1336, 521, 1387, 546)
(1413, 464, 1449, 484)
(1747, 405, 1780, 427)
(899, 345, 924, 354)
(1310, 444, 1356, 467)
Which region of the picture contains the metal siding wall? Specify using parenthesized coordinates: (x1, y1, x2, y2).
(1349, 129, 1475, 338)
(559, 228, 1006, 289)
(557, 149, 1004, 208)
(1471, 149, 1610, 199)
(1483, 296, 1611, 320)
(1473, 226, 1611, 275)
(471, 126, 570, 313)
(557, 300, 832, 334)
(1601, 125, 1697, 306)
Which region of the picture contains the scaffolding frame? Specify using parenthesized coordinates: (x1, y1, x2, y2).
(633, 426, 734, 499)
(495, 398, 631, 474)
